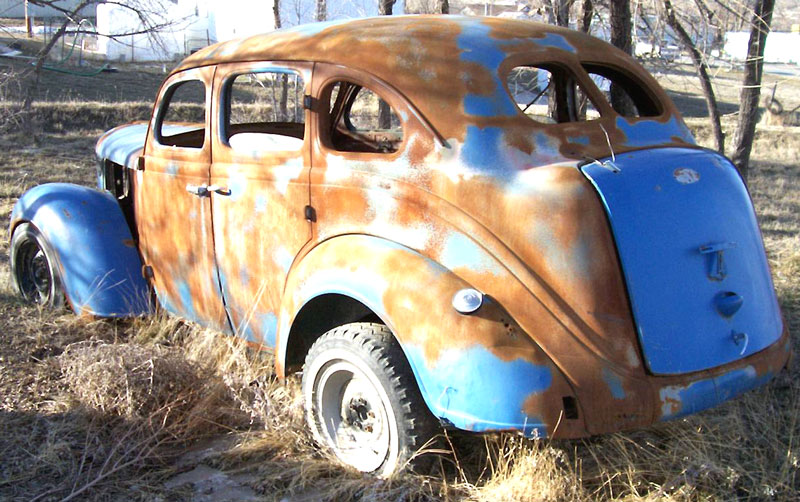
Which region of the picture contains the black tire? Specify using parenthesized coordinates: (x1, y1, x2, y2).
(302, 322, 438, 476)
(10, 222, 65, 309)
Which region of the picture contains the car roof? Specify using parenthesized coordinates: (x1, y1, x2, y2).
(175, 15, 640, 83)
(173, 15, 682, 153)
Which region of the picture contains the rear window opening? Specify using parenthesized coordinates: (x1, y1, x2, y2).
(324, 81, 403, 154)
(506, 63, 662, 124)
(507, 64, 597, 124)
(582, 64, 662, 118)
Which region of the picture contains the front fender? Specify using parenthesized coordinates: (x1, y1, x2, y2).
(10, 183, 151, 317)
(278, 234, 584, 438)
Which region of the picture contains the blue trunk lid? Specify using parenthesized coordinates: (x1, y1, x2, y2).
(581, 147, 783, 375)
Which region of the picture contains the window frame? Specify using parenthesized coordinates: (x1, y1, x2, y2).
(220, 66, 308, 150)
(153, 74, 209, 150)
(501, 55, 668, 126)
(580, 62, 665, 118)
(318, 78, 405, 155)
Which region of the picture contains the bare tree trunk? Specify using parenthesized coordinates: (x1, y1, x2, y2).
(21, 15, 73, 137)
(662, 0, 724, 153)
(315, 0, 326, 22)
(547, 0, 572, 27)
(609, 0, 635, 116)
(437, 0, 449, 14)
(545, 1, 571, 120)
(377, 0, 396, 129)
(378, 0, 395, 16)
(25, 0, 33, 38)
(581, 0, 593, 33)
(273, 0, 282, 29)
(731, 0, 775, 181)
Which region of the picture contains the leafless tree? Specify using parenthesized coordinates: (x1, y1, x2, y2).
(580, 0, 593, 33)
(377, 0, 395, 129)
(609, 0, 636, 116)
(548, 0, 573, 27)
(6, 0, 183, 137)
(315, 0, 327, 21)
(274, 0, 283, 29)
(730, 0, 775, 181)
(661, 0, 724, 152)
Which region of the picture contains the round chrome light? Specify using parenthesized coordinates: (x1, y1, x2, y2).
(452, 288, 484, 314)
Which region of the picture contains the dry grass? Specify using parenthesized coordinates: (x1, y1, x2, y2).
(0, 75, 798, 500)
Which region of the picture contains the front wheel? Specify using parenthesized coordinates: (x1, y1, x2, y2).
(302, 323, 437, 476)
(10, 222, 65, 308)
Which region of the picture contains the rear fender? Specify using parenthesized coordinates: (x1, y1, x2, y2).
(10, 183, 151, 317)
(278, 234, 583, 438)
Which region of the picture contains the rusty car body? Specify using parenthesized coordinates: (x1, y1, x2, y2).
(9, 15, 790, 474)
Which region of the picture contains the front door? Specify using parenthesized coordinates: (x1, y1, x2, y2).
(138, 66, 230, 332)
(209, 62, 313, 346)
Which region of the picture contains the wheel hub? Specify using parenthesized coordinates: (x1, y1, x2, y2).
(315, 360, 392, 472)
(16, 242, 52, 304)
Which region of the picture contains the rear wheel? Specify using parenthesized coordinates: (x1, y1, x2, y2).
(10, 223, 65, 308)
(302, 322, 437, 476)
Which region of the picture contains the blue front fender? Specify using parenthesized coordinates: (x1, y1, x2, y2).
(10, 183, 152, 317)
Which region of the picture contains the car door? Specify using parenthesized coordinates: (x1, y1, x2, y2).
(210, 62, 313, 346)
(138, 66, 231, 333)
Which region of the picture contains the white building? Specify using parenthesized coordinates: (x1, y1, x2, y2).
(0, 0, 95, 18)
(724, 31, 800, 64)
(97, 0, 277, 62)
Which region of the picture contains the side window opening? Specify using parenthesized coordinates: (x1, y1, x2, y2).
(507, 64, 600, 124)
(157, 79, 206, 148)
(324, 81, 402, 154)
(225, 70, 305, 152)
(581, 64, 662, 118)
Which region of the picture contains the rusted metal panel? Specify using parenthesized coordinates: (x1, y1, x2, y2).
(137, 66, 230, 332)
(15, 15, 783, 441)
(209, 61, 314, 345)
(278, 234, 587, 438)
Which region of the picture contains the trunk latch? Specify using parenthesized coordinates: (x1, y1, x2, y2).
(699, 242, 737, 281)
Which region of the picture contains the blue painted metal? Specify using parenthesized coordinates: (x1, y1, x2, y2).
(715, 292, 744, 318)
(404, 345, 551, 437)
(95, 123, 148, 170)
(10, 183, 151, 317)
(614, 117, 696, 148)
(95, 123, 197, 171)
(582, 148, 783, 374)
(659, 365, 774, 420)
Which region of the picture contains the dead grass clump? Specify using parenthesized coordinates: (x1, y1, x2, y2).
(468, 436, 584, 502)
(58, 341, 227, 429)
(572, 381, 800, 500)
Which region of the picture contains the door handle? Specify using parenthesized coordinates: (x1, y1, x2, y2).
(185, 184, 231, 197)
(207, 185, 231, 196)
(185, 184, 209, 196)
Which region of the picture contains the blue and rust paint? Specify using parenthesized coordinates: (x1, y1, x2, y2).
(10, 183, 151, 317)
(51, 15, 788, 443)
(405, 345, 552, 437)
(659, 365, 775, 420)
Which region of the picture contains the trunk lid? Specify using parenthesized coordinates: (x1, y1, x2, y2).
(581, 147, 782, 375)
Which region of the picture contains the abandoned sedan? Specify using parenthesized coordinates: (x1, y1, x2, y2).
(9, 16, 790, 474)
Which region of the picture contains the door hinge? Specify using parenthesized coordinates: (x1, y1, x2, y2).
(137, 156, 145, 171)
(303, 95, 315, 110)
(304, 205, 317, 222)
(142, 265, 154, 280)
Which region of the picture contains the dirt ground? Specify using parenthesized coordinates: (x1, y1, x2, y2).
(0, 39, 799, 502)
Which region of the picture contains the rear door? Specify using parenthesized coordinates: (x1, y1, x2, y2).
(209, 62, 313, 347)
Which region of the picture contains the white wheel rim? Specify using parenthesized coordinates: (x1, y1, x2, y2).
(310, 353, 397, 473)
